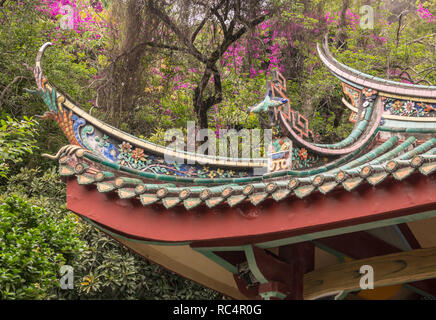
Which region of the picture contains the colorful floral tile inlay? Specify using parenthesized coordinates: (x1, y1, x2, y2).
(383, 98, 436, 117)
(116, 141, 248, 178)
(342, 83, 361, 108)
(292, 147, 320, 169)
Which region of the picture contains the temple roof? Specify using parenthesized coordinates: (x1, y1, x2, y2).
(25, 35, 436, 301)
(57, 136, 436, 210)
(30, 37, 436, 214)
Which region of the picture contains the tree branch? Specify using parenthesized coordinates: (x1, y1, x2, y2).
(395, 10, 410, 49)
(191, 14, 210, 44)
(0, 76, 25, 108)
(192, 0, 226, 44)
(210, 14, 267, 62)
(406, 33, 436, 45)
(212, 7, 228, 36)
(146, 1, 207, 63)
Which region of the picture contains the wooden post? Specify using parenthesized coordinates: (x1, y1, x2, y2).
(279, 242, 315, 300)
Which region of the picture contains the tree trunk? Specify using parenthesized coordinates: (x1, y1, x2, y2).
(336, 0, 350, 50)
(193, 61, 222, 128)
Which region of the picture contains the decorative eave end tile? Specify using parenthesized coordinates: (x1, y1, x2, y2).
(318, 181, 338, 195)
(419, 162, 436, 176)
(140, 194, 159, 206)
(227, 195, 246, 207)
(294, 185, 315, 199)
(393, 167, 415, 181)
(118, 188, 137, 199)
(206, 197, 224, 208)
(162, 197, 181, 209)
(342, 177, 363, 192)
(97, 181, 116, 193)
(77, 174, 95, 185)
(183, 198, 202, 210)
(59, 165, 74, 177)
(272, 189, 291, 202)
(367, 172, 388, 186)
(249, 193, 268, 206)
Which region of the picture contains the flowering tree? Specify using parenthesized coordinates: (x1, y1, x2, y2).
(96, 0, 271, 128)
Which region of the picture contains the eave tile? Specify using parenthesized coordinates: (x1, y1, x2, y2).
(183, 198, 202, 210)
(97, 181, 116, 193)
(206, 197, 224, 208)
(367, 171, 389, 186)
(294, 184, 315, 199)
(118, 188, 137, 199)
(272, 189, 291, 201)
(419, 162, 436, 176)
(162, 197, 181, 209)
(227, 195, 246, 207)
(77, 174, 95, 185)
(318, 181, 338, 194)
(59, 165, 74, 177)
(343, 177, 363, 192)
(249, 193, 268, 206)
(393, 167, 415, 181)
(140, 194, 159, 206)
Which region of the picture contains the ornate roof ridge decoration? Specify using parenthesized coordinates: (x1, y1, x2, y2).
(27, 43, 268, 169)
(264, 66, 383, 156)
(317, 34, 436, 98)
(29, 36, 436, 211)
(316, 35, 436, 134)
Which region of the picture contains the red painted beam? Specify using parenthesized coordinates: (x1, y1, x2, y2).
(66, 173, 436, 243)
(397, 223, 421, 250)
(316, 231, 400, 259)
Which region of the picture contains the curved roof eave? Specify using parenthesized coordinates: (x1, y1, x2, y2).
(317, 35, 436, 99)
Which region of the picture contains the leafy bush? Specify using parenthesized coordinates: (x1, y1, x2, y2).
(0, 195, 85, 299)
(2, 167, 221, 300)
(0, 116, 38, 178)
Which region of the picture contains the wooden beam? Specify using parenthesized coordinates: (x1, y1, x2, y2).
(315, 230, 436, 298)
(304, 246, 436, 300)
(315, 231, 400, 259)
(397, 223, 421, 250)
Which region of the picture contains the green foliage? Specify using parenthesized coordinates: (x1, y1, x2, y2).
(0, 116, 38, 178)
(57, 221, 221, 299)
(218, 73, 265, 130)
(1, 167, 221, 300)
(0, 195, 85, 299)
(0, 0, 100, 163)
